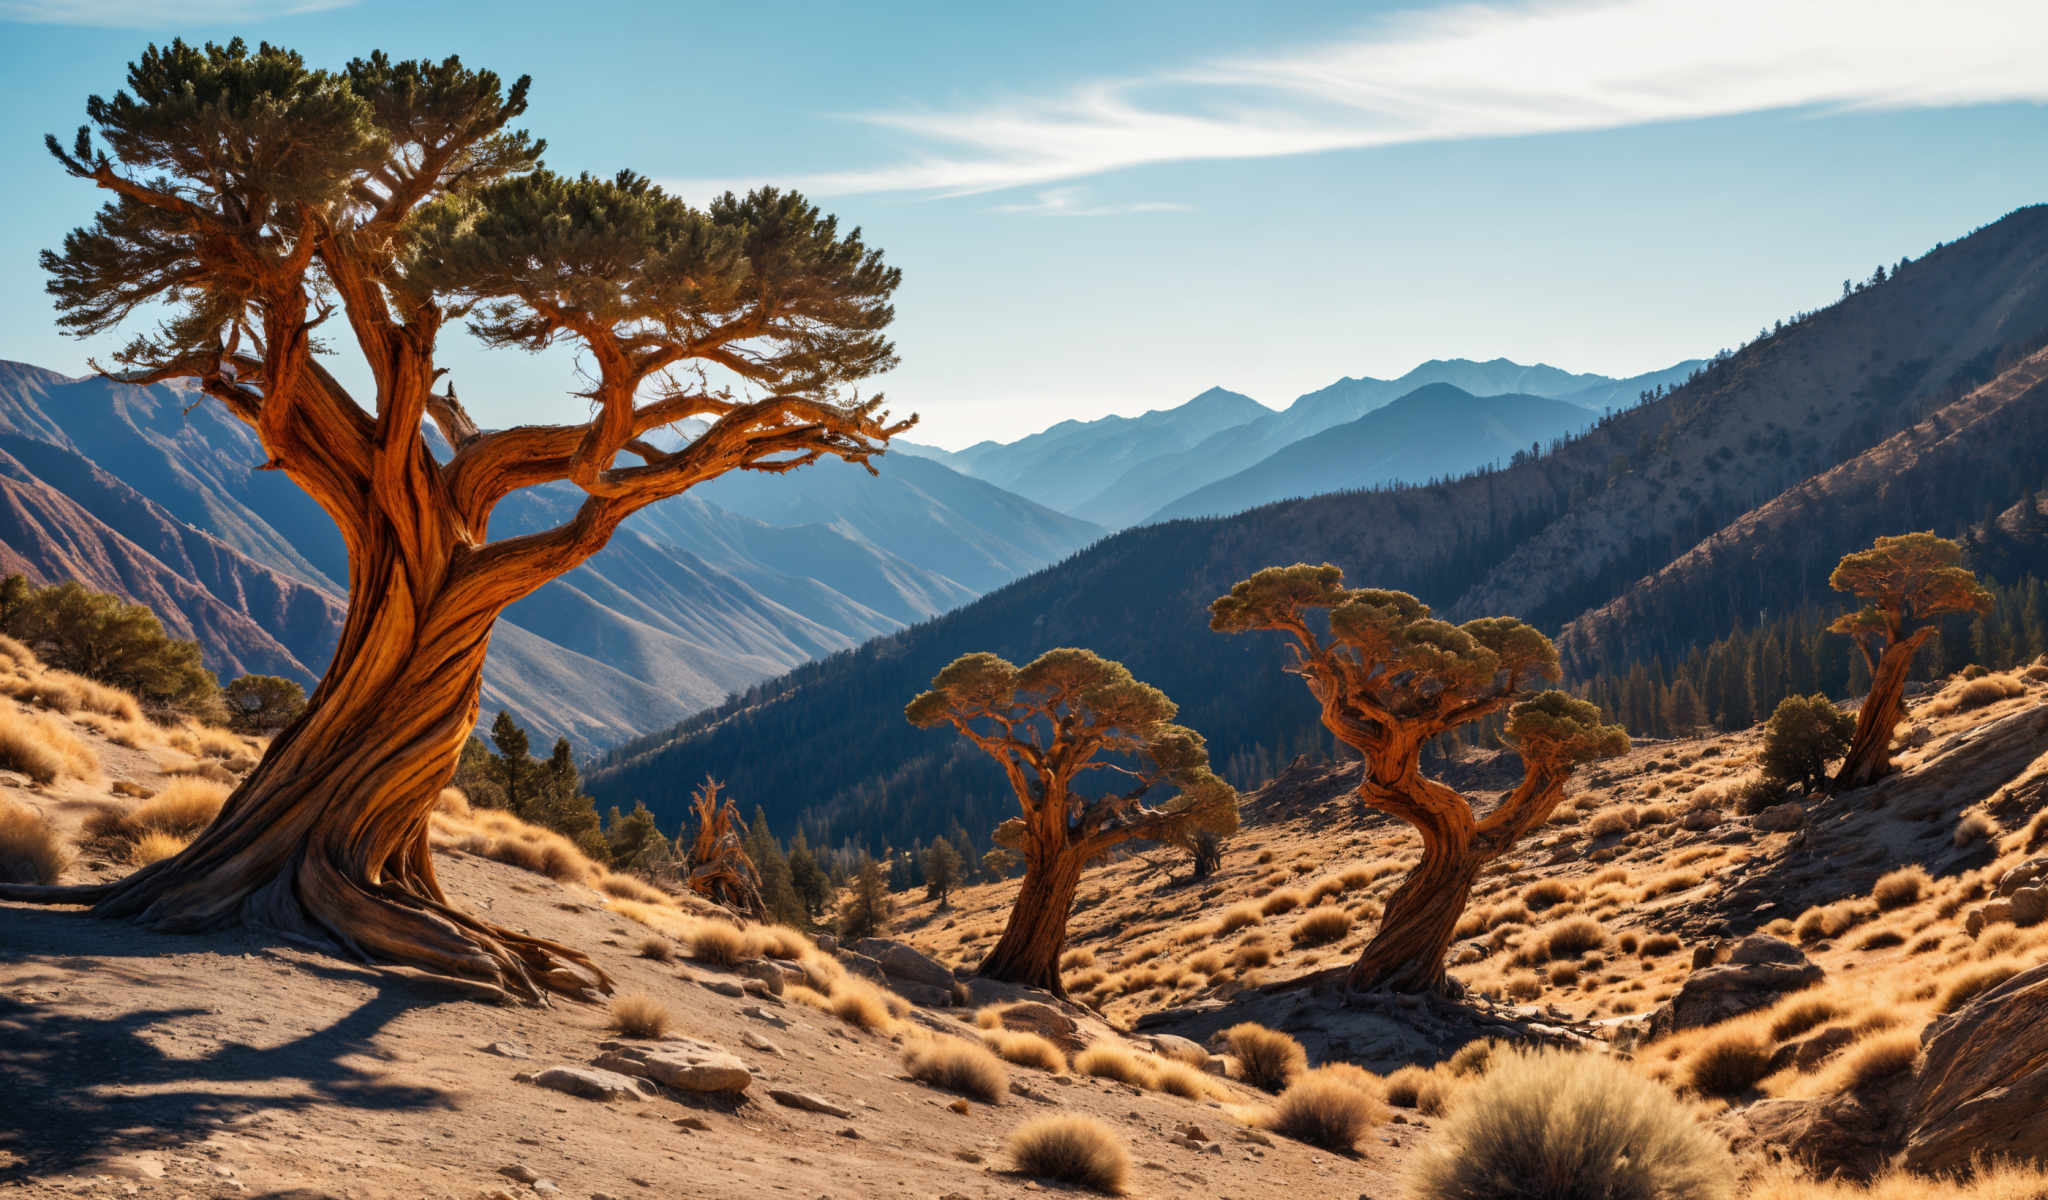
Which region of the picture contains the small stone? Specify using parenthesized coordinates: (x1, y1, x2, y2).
(482, 1041, 531, 1059)
(836, 1127, 861, 1139)
(528, 1066, 644, 1103)
(532, 1182, 560, 1196)
(674, 1116, 710, 1132)
(498, 1165, 540, 1183)
(740, 1030, 782, 1056)
(953, 1149, 984, 1164)
(742, 1005, 789, 1028)
(703, 979, 747, 998)
(769, 1089, 855, 1118)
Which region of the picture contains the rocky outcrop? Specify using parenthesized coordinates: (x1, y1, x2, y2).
(590, 1039, 753, 1096)
(1646, 935, 1823, 1038)
(1901, 960, 2048, 1174)
(840, 938, 959, 1007)
(1965, 855, 2048, 936)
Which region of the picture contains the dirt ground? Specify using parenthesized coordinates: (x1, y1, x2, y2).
(2, 752, 1415, 1199)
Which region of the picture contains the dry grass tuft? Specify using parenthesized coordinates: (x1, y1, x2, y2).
(985, 1031, 1066, 1074)
(1768, 995, 1846, 1042)
(1383, 1065, 1451, 1115)
(1224, 1022, 1306, 1092)
(903, 1035, 1008, 1102)
(748, 924, 810, 961)
(609, 991, 671, 1038)
(0, 703, 98, 784)
(1824, 1031, 1920, 1092)
(1263, 1067, 1388, 1152)
(1684, 1029, 1772, 1096)
(597, 872, 669, 905)
(128, 830, 188, 866)
(826, 977, 899, 1032)
(1870, 866, 1931, 911)
(1213, 902, 1263, 934)
(1922, 673, 2025, 716)
(1150, 1061, 1211, 1100)
(1074, 1043, 1153, 1088)
(1408, 1047, 1735, 1200)
(636, 936, 674, 962)
(687, 920, 756, 967)
(1937, 959, 2022, 1013)
(0, 798, 69, 883)
(1259, 887, 1304, 917)
(1006, 1115, 1129, 1195)
(1953, 811, 1998, 848)
(1289, 904, 1354, 947)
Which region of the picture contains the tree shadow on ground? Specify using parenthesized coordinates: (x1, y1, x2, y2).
(0, 904, 466, 1184)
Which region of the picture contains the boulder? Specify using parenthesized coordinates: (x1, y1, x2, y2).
(1753, 802, 1807, 833)
(1646, 935, 1823, 1038)
(1145, 1034, 1208, 1065)
(1680, 807, 1723, 831)
(742, 961, 787, 995)
(525, 1066, 646, 1102)
(1901, 960, 2048, 1174)
(1996, 855, 2048, 896)
(847, 938, 958, 991)
(1722, 1091, 1895, 1181)
(591, 1039, 753, 1095)
(980, 1000, 1085, 1055)
(2010, 886, 2046, 927)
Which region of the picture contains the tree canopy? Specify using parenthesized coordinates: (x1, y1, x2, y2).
(906, 648, 1238, 859)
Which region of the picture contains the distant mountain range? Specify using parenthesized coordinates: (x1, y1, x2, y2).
(905, 357, 1703, 528)
(587, 205, 2048, 855)
(0, 362, 1103, 747)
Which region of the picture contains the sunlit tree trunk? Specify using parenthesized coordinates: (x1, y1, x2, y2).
(1833, 633, 1928, 792)
(1346, 827, 1484, 995)
(976, 842, 1086, 997)
(22, 510, 607, 1001)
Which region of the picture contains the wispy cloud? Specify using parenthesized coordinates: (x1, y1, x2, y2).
(1, 0, 352, 25)
(990, 187, 1192, 217)
(680, 0, 2048, 200)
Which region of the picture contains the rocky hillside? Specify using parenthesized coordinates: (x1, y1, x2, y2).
(588, 205, 2048, 851)
(0, 363, 1102, 746)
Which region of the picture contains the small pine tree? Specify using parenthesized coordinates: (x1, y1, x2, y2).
(788, 831, 831, 917)
(1759, 694, 1855, 794)
(839, 858, 891, 940)
(605, 801, 668, 871)
(1190, 830, 1224, 880)
(221, 674, 308, 733)
(923, 838, 963, 907)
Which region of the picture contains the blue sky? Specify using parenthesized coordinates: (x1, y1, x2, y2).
(1, 0, 2045, 448)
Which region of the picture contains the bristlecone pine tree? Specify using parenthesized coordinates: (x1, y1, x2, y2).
(1827, 533, 1993, 791)
(1211, 564, 1627, 995)
(907, 649, 1238, 996)
(0, 41, 906, 1001)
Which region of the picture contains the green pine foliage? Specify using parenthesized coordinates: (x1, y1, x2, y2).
(221, 675, 307, 734)
(0, 575, 220, 718)
(838, 858, 891, 940)
(1758, 695, 1856, 793)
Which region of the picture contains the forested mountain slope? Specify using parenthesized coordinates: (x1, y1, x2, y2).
(1560, 344, 2048, 675)
(588, 205, 2048, 854)
(0, 362, 1101, 746)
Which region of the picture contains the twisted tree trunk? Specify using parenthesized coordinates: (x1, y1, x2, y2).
(976, 846, 1085, 997)
(1, 519, 609, 1003)
(1346, 833, 1484, 994)
(1834, 633, 1929, 792)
